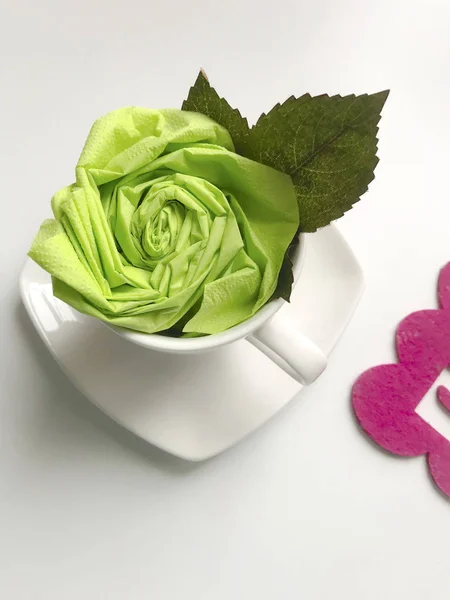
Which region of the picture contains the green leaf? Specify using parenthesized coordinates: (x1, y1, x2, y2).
(181, 72, 389, 300)
(271, 224, 301, 302)
(182, 70, 250, 154)
(244, 91, 389, 232)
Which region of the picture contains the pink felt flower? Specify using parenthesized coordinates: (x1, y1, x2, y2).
(352, 263, 450, 497)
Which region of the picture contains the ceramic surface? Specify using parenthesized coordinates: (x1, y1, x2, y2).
(20, 225, 363, 460)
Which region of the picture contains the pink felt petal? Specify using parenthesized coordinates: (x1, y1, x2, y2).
(396, 311, 450, 372)
(437, 385, 450, 413)
(352, 263, 450, 499)
(352, 365, 433, 456)
(438, 262, 450, 309)
(428, 447, 450, 497)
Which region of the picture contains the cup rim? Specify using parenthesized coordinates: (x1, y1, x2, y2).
(107, 232, 306, 353)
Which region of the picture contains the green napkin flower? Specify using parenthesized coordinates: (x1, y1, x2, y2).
(29, 108, 299, 335)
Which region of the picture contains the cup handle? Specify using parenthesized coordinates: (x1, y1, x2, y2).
(247, 310, 327, 385)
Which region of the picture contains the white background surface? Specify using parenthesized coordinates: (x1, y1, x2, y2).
(1, 0, 450, 598)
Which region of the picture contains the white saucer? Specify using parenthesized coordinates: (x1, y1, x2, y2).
(20, 225, 363, 461)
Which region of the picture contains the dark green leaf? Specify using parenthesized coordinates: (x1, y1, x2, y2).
(244, 91, 389, 232)
(182, 70, 250, 154)
(271, 225, 301, 302)
(181, 72, 388, 300)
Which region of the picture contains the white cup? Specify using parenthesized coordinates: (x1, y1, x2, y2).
(108, 234, 327, 384)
